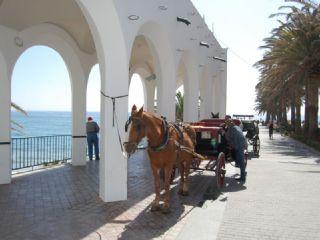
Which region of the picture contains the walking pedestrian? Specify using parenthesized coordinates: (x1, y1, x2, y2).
(86, 117, 100, 161)
(225, 119, 247, 183)
(269, 121, 274, 140)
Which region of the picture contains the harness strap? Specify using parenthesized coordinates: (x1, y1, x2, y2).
(171, 123, 184, 142)
(101, 91, 128, 156)
(174, 140, 206, 160)
(148, 117, 170, 152)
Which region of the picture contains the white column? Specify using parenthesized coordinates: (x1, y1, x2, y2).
(100, 64, 128, 202)
(0, 53, 11, 184)
(75, 2, 129, 202)
(71, 76, 87, 166)
(200, 73, 213, 119)
(183, 66, 199, 122)
(157, 71, 176, 121)
(212, 73, 220, 115)
(219, 49, 228, 117)
(145, 80, 156, 113)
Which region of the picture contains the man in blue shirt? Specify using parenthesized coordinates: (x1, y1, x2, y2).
(225, 119, 247, 183)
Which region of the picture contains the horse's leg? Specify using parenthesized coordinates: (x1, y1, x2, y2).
(182, 159, 191, 196)
(151, 165, 161, 212)
(162, 164, 173, 214)
(177, 162, 185, 195)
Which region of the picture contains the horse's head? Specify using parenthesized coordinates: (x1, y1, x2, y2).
(123, 105, 146, 155)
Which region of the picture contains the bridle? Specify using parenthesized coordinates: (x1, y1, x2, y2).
(123, 116, 145, 154)
(123, 115, 170, 154)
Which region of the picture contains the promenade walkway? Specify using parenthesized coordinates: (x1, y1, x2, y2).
(0, 127, 319, 239)
(216, 127, 320, 240)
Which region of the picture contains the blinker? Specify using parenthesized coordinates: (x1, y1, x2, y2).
(125, 117, 132, 132)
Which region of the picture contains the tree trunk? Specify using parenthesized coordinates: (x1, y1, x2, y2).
(304, 78, 310, 133)
(282, 105, 287, 124)
(266, 112, 270, 123)
(308, 75, 319, 138)
(295, 103, 301, 133)
(291, 101, 296, 130)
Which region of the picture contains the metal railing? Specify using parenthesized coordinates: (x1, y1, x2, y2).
(11, 135, 72, 170)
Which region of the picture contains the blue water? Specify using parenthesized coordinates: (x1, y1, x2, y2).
(11, 111, 100, 137)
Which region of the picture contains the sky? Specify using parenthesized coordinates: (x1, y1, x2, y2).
(12, 0, 286, 114)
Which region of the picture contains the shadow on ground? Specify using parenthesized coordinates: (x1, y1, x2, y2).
(0, 150, 246, 240)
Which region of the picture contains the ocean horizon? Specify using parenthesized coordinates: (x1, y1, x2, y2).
(11, 111, 100, 138)
(11, 110, 320, 138)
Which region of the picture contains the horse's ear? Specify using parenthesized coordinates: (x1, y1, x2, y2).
(131, 105, 137, 113)
(137, 106, 144, 116)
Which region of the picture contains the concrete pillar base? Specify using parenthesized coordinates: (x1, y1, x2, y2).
(71, 138, 87, 165)
(0, 145, 11, 184)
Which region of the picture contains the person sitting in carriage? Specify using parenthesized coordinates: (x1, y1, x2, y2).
(225, 119, 247, 183)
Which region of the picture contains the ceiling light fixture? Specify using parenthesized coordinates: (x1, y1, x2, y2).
(14, 36, 23, 48)
(128, 15, 140, 21)
(158, 6, 168, 11)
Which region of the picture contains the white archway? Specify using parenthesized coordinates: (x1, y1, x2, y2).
(11, 24, 93, 166)
(133, 21, 177, 121)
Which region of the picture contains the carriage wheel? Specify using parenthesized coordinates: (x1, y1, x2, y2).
(253, 137, 260, 156)
(215, 152, 226, 189)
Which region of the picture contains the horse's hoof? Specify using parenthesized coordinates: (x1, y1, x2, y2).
(161, 206, 171, 214)
(150, 204, 161, 212)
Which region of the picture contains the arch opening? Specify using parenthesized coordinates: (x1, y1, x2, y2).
(129, 35, 159, 114)
(11, 45, 72, 137)
(86, 63, 101, 124)
(128, 73, 145, 113)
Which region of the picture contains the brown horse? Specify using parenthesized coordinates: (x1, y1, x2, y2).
(124, 105, 203, 213)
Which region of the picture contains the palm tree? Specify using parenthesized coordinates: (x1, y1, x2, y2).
(255, 0, 320, 137)
(175, 91, 184, 122)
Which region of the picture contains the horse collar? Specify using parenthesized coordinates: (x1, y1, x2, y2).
(149, 117, 170, 152)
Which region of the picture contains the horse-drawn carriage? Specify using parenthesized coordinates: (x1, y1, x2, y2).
(124, 106, 248, 213)
(186, 118, 248, 187)
(167, 118, 248, 186)
(233, 114, 260, 156)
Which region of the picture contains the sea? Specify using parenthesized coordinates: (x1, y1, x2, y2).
(11, 111, 100, 138)
(12, 111, 320, 137)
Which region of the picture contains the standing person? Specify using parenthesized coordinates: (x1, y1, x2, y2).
(86, 117, 100, 161)
(269, 121, 274, 140)
(225, 119, 247, 183)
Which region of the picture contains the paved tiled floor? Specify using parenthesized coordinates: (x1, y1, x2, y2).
(217, 128, 320, 240)
(3, 127, 318, 240)
(0, 150, 218, 240)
